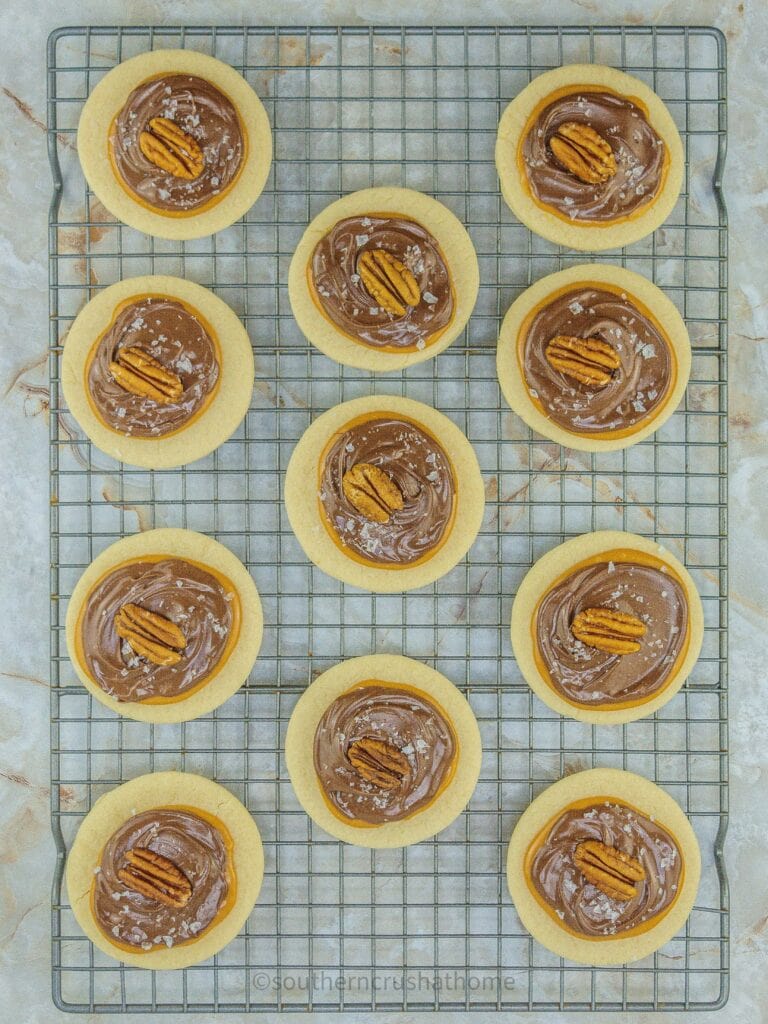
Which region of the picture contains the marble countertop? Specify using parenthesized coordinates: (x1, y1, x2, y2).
(0, 0, 764, 1021)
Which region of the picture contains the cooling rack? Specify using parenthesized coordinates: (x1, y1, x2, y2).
(47, 24, 728, 1013)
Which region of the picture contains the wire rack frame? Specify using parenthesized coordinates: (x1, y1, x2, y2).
(47, 24, 728, 1014)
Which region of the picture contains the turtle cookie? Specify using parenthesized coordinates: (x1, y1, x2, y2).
(507, 768, 701, 964)
(65, 529, 263, 723)
(496, 64, 684, 251)
(284, 396, 485, 592)
(511, 531, 703, 724)
(78, 49, 272, 239)
(288, 188, 479, 370)
(285, 655, 482, 848)
(66, 772, 264, 969)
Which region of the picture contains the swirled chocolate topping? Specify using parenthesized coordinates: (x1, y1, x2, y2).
(521, 90, 665, 222)
(92, 808, 230, 949)
(313, 684, 457, 824)
(79, 557, 234, 703)
(87, 297, 219, 437)
(310, 215, 454, 349)
(319, 417, 455, 565)
(529, 800, 682, 936)
(522, 287, 672, 434)
(110, 74, 243, 212)
(536, 559, 687, 705)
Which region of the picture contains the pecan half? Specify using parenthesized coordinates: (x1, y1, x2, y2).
(115, 602, 187, 667)
(573, 839, 645, 901)
(358, 249, 421, 316)
(109, 346, 184, 404)
(118, 847, 193, 907)
(342, 462, 404, 524)
(139, 117, 205, 180)
(545, 335, 620, 387)
(571, 607, 646, 655)
(549, 122, 617, 184)
(347, 737, 410, 789)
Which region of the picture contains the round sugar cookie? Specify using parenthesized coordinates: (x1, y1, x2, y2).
(496, 64, 684, 251)
(78, 49, 272, 239)
(285, 655, 482, 848)
(506, 768, 700, 965)
(497, 264, 691, 452)
(65, 528, 262, 723)
(511, 531, 703, 724)
(66, 771, 263, 969)
(284, 395, 485, 592)
(288, 188, 479, 371)
(61, 276, 254, 468)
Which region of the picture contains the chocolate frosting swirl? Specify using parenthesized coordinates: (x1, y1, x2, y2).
(87, 297, 219, 437)
(92, 808, 230, 949)
(310, 215, 453, 349)
(529, 800, 682, 936)
(80, 557, 234, 703)
(319, 416, 455, 565)
(313, 684, 456, 824)
(110, 74, 243, 213)
(521, 90, 665, 222)
(522, 287, 672, 434)
(536, 559, 688, 705)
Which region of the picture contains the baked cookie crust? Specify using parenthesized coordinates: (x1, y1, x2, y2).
(65, 528, 263, 723)
(285, 654, 482, 848)
(77, 49, 272, 240)
(495, 64, 684, 251)
(497, 264, 691, 452)
(284, 395, 485, 592)
(511, 530, 704, 725)
(288, 188, 479, 371)
(65, 771, 264, 969)
(506, 767, 700, 965)
(61, 276, 254, 469)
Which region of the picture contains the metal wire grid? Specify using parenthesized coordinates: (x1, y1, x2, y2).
(47, 24, 728, 1014)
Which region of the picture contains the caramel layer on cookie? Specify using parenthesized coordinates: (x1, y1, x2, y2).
(307, 212, 455, 352)
(91, 804, 236, 952)
(531, 547, 691, 711)
(75, 554, 241, 704)
(518, 85, 670, 226)
(524, 795, 684, 939)
(317, 412, 457, 567)
(109, 72, 247, 217)
(517, 280, 677, 440)
(313, 681, 458, 826)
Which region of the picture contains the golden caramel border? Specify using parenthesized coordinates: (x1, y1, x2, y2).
(305, 210, 458, 356)
(315, 410, 458, 571)
(513, 83, 672, 229)
(81, 292, 223, 440)
(72, 552, 242, 707)
(313, 680, 459, 829)
(106, 71, 248, 220)
(522, 794, 685, 940)
(88, 804, 238, 954)
(528, 547, 692, 713)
